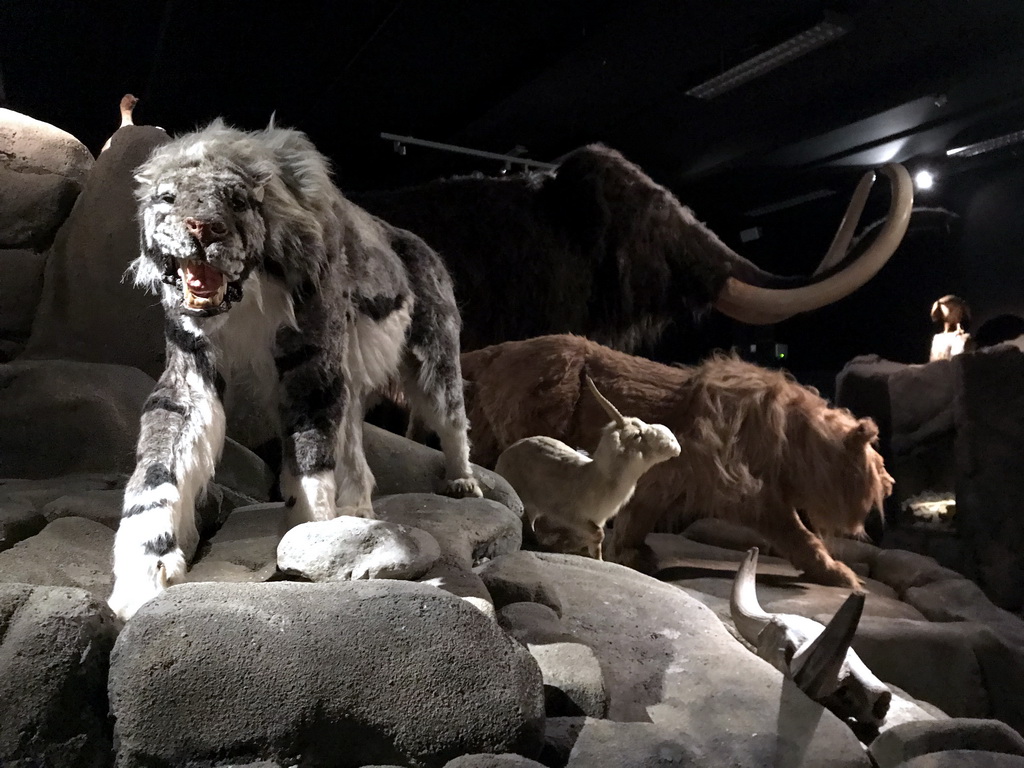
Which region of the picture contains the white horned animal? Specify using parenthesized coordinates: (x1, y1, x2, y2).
(494, 375, 681, 559)
(730, 547, 892, 727)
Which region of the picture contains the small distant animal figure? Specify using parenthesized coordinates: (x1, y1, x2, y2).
(494, 375, 681, 559)
(100, 93, 139, 153)
(929, 294, 972, 361)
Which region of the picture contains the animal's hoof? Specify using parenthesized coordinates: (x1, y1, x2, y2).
(810, 562, 863, 590)
(338, 504, 376, 520)
(108, 548, 187, 621)
(445, 476, 484, 499)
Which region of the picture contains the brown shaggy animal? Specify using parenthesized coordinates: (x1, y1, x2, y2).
(462, 335, 894, 589)
(356, 146, 911, 353)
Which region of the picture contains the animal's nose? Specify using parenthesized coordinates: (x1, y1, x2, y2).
(184, 217, 228, 246)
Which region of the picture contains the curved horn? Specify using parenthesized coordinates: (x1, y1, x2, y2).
(715, 163, 913, 325)
(813, 169, 876, 276)
(586, 375, 626, 427)
(730, 547, 772, 643)
(792, 592, 865, 699)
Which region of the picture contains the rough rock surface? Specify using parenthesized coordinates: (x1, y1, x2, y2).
(0, 109, 94, 250)
(365, 423, 523, 517)
(0, 584, 118, 768)
(278, 516, 441, 582)
(895, 752, 1024, 767)
(21, 125, 169, 376)
(374, 493, 522, 567)
(375, 493, 523, 616)
(478, 550, 564, 616)
(443, 755, 548, 767)
(0, 360, 154, 479)
(871, 718, 1024, 768)
(0, 516, 114, 601)
(0, 497, 46, 551)
(186, 503, 287, 583)
(109, 580, 545, 768)
(0, 248, 47, 356)
(505, 554, 871, 767)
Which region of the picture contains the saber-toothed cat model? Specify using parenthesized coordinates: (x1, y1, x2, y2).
(109, 119, 481, 619)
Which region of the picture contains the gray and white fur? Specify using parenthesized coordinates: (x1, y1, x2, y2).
(109, 119, 481, 619)
(494, 376, 680, 559)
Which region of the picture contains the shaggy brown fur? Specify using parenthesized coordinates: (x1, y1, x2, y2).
(356, 145, 876, 353)
(462, 335, 894, 588)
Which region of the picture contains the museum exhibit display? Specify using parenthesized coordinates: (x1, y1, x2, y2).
(2, 2, 1024, 767)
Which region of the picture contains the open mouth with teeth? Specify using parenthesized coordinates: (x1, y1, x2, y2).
(179, 259, 228, 311)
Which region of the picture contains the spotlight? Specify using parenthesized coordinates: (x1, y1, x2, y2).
(914, 170, 934, 190)
(393, 140, 407, 156)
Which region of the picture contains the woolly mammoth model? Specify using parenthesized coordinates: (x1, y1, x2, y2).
(356, 145, 913, 352)
(461, 334, 894, 588)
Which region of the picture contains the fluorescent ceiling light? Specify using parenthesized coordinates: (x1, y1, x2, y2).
(946, 129, 1024, 158)
(686, 17, 849, 100)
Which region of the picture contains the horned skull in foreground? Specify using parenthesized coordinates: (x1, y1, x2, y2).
(109, 119, 481, 619)
(730, 547, 892, 727)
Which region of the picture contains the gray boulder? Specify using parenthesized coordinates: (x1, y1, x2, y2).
(0, 248, 46, 357)
(42, 489, 123, 529)
(477, 550, 563, 616)
(444, 755, 547, 767)
(530, 641, 608, 719)
(853, 617, 990, 719)
(871, 718, 1024, 768)
(375, 493, 524, 617)
(365, 423, 523, 517)
(187, 503, 285, 584)
(0, 360, 153, 479)
(374, 493, 522, 568)
(497, 600, 608, 719)
(0, 497, 46, 551)
(0, 516, 114, 602)
(109, 580, 545, 768)
(894, 752, 1024, 767)
(22, 125, 169, 377)
(0, 109, 93, 250)
(277, 516, 440, 582)
(0, 583, 118, 768)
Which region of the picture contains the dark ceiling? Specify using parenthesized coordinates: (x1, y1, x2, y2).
(3, 1, 1024, 348)
(5, 1, 1024, 204)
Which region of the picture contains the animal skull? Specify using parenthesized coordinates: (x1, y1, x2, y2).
(730, 547, 892, 727)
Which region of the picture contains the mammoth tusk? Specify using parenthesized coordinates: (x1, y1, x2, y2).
(791, 591, 865, 699)
(813, 169, 876, 277)
(585, 374, 627, 427)
(715, 163, 913, 325)
(729, 547, 773, 643)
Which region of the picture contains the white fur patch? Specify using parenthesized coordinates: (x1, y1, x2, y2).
(283, 469, 338, 523)
(347, 302, 414, 394)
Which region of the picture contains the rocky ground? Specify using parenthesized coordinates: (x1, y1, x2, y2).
(3, 108, 1024, 768)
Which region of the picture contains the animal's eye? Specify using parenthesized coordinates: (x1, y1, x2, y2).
(158, 192, 176, 204)
(230, 195, 247, 212)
